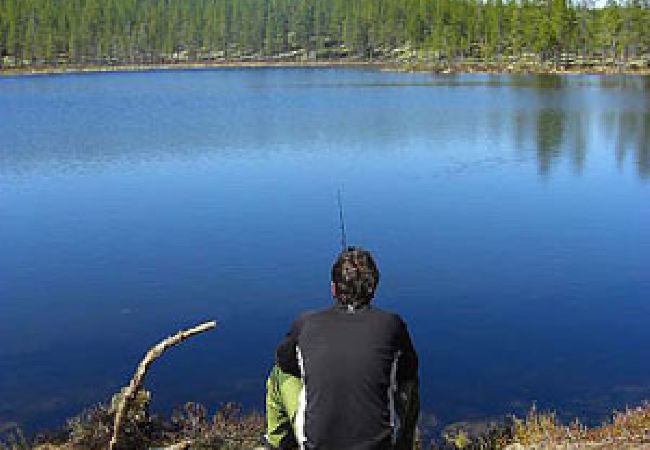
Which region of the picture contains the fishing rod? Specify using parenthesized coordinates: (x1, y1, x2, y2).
(337, 187, 348, 251)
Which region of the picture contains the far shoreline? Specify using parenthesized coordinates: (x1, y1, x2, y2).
(2, 59, 650, 77)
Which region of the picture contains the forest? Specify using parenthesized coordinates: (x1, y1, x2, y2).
(0, 0, 648, 69)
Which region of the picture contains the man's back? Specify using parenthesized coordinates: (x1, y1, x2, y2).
(276, 305, 418, 450)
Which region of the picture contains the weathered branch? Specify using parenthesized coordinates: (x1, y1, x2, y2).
(109, 320, 217, 450)
(159, 440, 193, 450)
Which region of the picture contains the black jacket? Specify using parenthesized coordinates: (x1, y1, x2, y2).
(276, 304, 419, 450)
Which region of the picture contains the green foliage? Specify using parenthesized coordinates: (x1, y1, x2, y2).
(0, 0, 648, 69)
(0, 422, 29, 450)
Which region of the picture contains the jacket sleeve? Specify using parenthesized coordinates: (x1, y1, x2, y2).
(395, 318, 420, 450)
(274, 316, 304, 378)
(396, 318, 418, 383)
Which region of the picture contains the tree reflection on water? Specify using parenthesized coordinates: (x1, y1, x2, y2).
(610, 111, 650, 179)
(0, 72, 647, 180)
(513, 103, 648, 179)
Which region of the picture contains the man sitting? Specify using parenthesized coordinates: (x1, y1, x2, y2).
(265, 246, 419, 449)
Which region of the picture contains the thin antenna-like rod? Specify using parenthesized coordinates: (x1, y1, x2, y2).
(337, 188, 347, 250)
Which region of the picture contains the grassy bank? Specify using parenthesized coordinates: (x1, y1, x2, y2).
(2, 395, 649, 449)
(2, 59, 650, 77)
(0, 60, 378, 77)
(442, 402, 650, 449)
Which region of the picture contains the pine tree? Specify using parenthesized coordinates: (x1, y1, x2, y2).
(0, 0, 647, 69)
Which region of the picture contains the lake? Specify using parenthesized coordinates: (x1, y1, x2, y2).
(0, 68, 648, 435)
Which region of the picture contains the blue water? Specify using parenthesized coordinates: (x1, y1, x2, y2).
(0, 69, 648, 434)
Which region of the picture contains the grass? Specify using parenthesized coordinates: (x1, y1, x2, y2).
(1, 58, 649, 77)
(439, 402, 650, 449)
(1, 391, 264, 450)
(3, 396, 650, 449)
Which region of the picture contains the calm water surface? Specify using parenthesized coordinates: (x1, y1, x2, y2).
(0, 69, 648, 433)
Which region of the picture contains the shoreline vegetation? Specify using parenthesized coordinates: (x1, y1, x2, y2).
(2, 57, 650, 77)
(1, 0, 649, 78)
(2, 398, 649, 449)
(2, 322, 650, 450)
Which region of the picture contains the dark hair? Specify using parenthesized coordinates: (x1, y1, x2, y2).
(331, 246, 380, 306)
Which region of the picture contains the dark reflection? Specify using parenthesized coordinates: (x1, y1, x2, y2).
(570, 114, 587, 175)
(613, 112, 650, 179)
(512, 109, 589, 176)
(278, 73, 647, 91)
(512, 104, 648, 178)
(529, 74, 568, 89)
(598, 75, 650, 91)
(641, 114, 650, 178)
(513, 111, 527, 153)
(535, 109, 566, 176)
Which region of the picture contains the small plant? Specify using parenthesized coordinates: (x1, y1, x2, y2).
(169, 402, 264, 449)
(63, 389, 155, 450)
(0, 422, 29, 450)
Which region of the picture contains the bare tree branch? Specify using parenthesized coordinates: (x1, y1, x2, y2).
(109, 320, 217, 450)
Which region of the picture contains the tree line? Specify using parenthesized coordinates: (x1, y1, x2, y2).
(0, 0, 648, 68)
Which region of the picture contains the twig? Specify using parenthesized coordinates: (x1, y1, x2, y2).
(109, 320, 217, 450)
(158, 440, 193, 450)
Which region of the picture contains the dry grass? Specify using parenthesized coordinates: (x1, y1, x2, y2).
(506, 402, 650, 449)
(4, 399, 650, 449)
(1, 395, 264, 450)
(439, 402, 650, 449)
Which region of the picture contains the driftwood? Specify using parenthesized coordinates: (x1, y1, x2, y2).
(109, 321, 217, 450)
(157, 440, 193, 450)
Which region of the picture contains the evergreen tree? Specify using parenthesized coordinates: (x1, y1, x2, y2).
(0, 0, 648, 69)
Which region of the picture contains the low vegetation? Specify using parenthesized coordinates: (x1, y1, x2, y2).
(439, 402, 650, 449)
(1, 392, 265, 450)
(2, 398, 650, 449)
